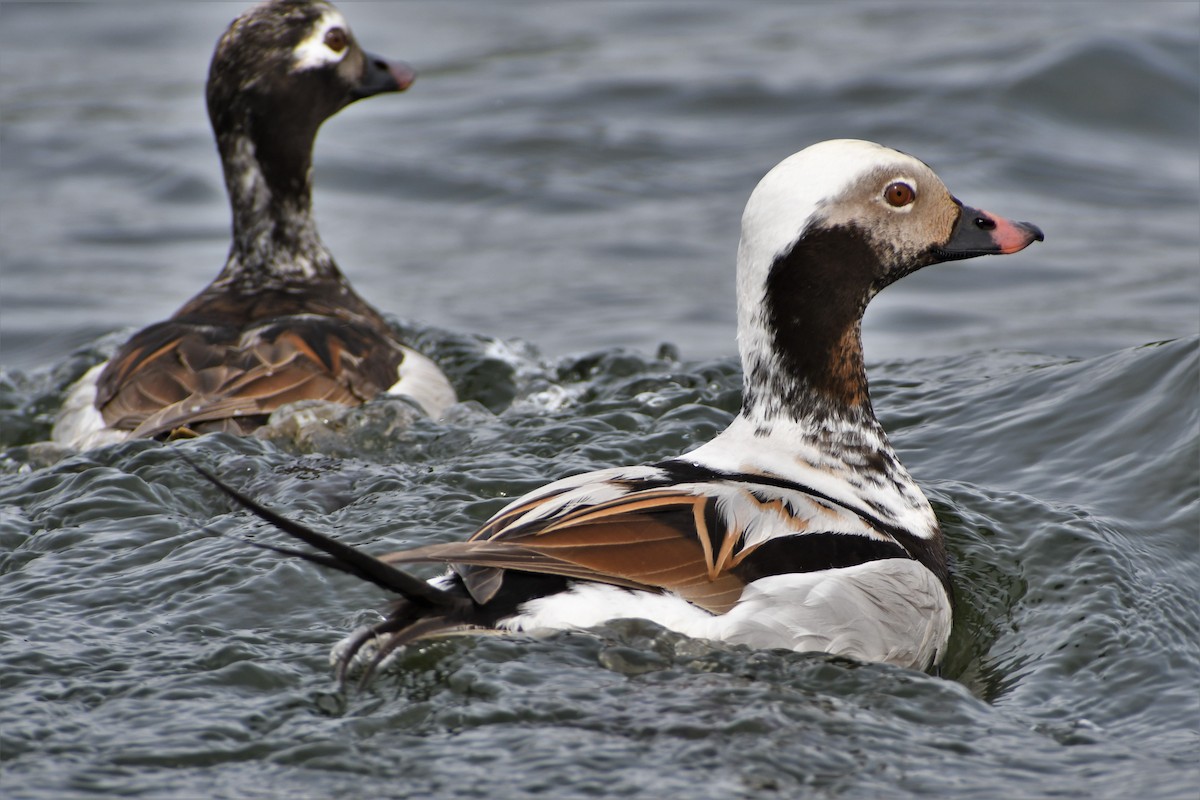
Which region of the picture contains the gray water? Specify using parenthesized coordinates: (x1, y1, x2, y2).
(1, 2, 1197, 799)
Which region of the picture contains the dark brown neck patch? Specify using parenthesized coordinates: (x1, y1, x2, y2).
(751, 224, 880, 420)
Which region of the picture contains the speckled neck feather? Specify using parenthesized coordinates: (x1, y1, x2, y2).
(224, 134, 338, 283)
(205, 4, 343, 290)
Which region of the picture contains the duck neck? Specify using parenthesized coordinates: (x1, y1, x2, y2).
(721, 228, 940, 540)
(212, 110, 340, 289)
(736, 225, 878, 430)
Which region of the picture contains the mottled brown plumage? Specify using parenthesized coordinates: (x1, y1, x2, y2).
(96, 282, 410, 437)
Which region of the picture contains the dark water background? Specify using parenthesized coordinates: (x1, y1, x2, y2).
(1, 2, 1197, 798)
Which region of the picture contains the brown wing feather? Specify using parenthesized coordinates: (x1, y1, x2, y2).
(382, 490, 752, 614)
(470, 487, 577, 541)
(96, 289, 407, 437)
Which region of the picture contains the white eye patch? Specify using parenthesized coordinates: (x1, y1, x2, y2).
(291, 9, 351, 71)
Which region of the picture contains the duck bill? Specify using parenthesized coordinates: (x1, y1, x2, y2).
(351, 52, 416, 99)
(933, 203, 1045, 262)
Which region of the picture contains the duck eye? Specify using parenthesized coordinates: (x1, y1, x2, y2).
(884, 182, 915, 207)
(324, 27, 348, 53)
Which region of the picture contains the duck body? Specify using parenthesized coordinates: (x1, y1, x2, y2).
(195, 139, 1042, 680)
(448, 445, 952, 670)
(54, 0, 454, 451)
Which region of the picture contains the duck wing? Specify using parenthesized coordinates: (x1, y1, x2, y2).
(96, 311, 407, 438)
(378, 462, 905, 616)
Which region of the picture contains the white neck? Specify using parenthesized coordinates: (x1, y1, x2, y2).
(687, 413, 938, 540)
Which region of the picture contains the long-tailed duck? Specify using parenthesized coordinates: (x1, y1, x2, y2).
(54, 0, 456, 451)
(193, 139, 1043, 681)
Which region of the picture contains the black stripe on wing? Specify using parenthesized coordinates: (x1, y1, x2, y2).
(732, 532, 910, 584)
(652, 458, 951, 596)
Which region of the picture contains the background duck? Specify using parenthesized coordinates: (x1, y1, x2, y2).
(194, 140, 1043, 682)
(53, 0, 456, 451)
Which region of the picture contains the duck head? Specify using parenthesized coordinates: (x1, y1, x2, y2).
(736, 139, 1043, 421)
(205, 0, 414, 283)
(207, 0, 413, 147)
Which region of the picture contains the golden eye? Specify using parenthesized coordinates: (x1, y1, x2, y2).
(884, 182, 915, 207)
(324, 27, 348, 53)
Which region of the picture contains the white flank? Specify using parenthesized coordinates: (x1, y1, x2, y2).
(52, 362, 128, 451)
(388, 347, 457, 418)
(500, 558, 951, 670)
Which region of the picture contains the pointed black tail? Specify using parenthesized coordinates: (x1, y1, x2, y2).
(183, 453, 455, 607)
(183, 453, 474, 683)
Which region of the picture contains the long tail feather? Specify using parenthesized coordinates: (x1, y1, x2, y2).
(182, 453, 457, 608)
(229, 533, 359, 576)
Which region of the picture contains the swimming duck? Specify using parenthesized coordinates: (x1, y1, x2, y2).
(54, 0, 456, 451)
(194, 139, 1043, 680)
